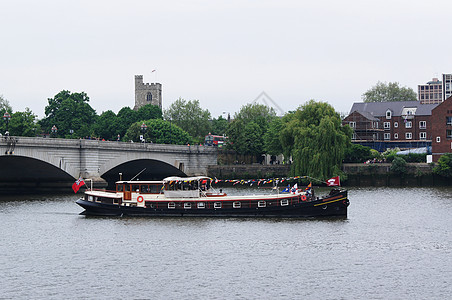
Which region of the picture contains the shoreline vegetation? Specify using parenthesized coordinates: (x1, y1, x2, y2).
(207, 163, 452, 187)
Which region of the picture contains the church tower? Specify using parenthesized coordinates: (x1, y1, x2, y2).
(134, 75, 162, 110)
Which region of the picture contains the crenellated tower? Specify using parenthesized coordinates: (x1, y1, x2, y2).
(134, 75, 162, 110)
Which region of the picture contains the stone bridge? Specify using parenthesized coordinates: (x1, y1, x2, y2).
(0, 136, 219, 192)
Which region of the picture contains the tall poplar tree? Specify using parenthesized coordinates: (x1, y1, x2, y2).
(280, 100, 352, 180)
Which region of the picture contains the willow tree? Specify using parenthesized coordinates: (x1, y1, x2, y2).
(280, 100, 352, 180)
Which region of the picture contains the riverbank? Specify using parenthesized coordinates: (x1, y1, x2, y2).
(207, 163, 452, 186)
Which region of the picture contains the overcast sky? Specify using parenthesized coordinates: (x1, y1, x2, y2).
(1, 0, 451, 119)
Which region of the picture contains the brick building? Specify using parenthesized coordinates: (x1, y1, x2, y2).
(431, 96, 452, 161)
(418, 78, 443, 104)
(343, 101, 438, 151)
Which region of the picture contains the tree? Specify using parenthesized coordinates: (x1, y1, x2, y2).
(226, 103, 276, 156)
(343, 144, 372, 163)
(391, 157, 407, 174)
(124, 119, 193, 145)
(0, 94, 13, 134)
(137, 104, 163, 121)
(164, 98, 211, 143)
(0, 94, 12, 113)
(8, 108, 40, 137)
(93, 110, 119, 140)
(40, 90, 97, 138)
(280, 100, 352, 179)
(210, 115, 229, 136)
(433, 153, 452, 177)
(362, 81, 417, 102)
(116, 107, 138, 140)
(264, 117, 284, 156)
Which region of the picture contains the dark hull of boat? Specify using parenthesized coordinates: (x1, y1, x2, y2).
(76, 192, 349, 218)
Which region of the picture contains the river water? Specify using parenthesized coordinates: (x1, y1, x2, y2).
(0, 186, 451, 299)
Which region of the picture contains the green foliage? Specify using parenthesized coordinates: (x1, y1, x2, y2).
(362, 81, 417, 102)
(92, 110, 119, 140)
(280, 100, 352, 180)
(92, 104, 162, 141)
(0, 95, 12, 112)
(226, 103, 276, 156)
(40, 90, 97, 138)
(137, 104, 162, 121)
(343, 144, 372, 163)
(8, 108, 40, 137)
(164, 98, 211, 143)
(433, 153, 452, 177)
(391, 157, 407, 174)
(124, 119, 193, 145)
(401, 153, 426, 163)
(210, 115, 228, 136)
(115, 107, 139, 140)
(264, 117, 284, 156)
(382, 148, 399, 162)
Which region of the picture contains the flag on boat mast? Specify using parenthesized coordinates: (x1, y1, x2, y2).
(72, 177, 86, 193)
(326, 176, 340, 186)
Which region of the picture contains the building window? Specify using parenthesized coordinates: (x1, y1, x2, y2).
(447, 130, 452, 139)
(419, 121, 426, 129)
(384, 122, 391, 129)
(406, 132, 412, 139)
(146, 92, 152, 102)
(349, 121, 356, 128)
(436, 136, 441, 143)
(386, 110, 392, 119)
(352, 133, 357, 140)
(374, 122, 379, 129)
(446, 115, 452, 124)
(384, 133, 390, 140)
(394, 133, 398, 139)
(405, 121, 412, 128)
(420, 132, 426, 140)
(394, 122, 398, 128)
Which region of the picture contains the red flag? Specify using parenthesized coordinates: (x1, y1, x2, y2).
(72, 177, 85, 193)
(326, 176, 340, 186)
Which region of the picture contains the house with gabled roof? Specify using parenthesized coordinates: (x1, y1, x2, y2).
(343, 101, 438, 151)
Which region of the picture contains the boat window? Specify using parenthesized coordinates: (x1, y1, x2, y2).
(258, 201, 266, 207)
(132, 184, 140, 192)
(197, 202, 205, 209)
(184, 202, 192, 209)
(124, 185, 131, 192)
(214, 202, 222, 209)
(117, 185, 124, 192)
(113, 199, 119, 204)
(88, 195, 94, 201)
(95, 197, 101, 203)
(168, 202, 176, 209)
(280, 199, 289, 206)
(149, 184, 159, 194)
(233, 201, 241, 208)
(140, 185, 150, 193)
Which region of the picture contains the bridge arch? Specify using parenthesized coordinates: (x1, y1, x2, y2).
(0, 155, 75, 193)
(101, 159, 186, 185)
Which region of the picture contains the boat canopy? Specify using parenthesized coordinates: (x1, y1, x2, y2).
(163, 176, 212, 183)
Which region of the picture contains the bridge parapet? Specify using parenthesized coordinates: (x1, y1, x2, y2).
(1, 136, 219, 180)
